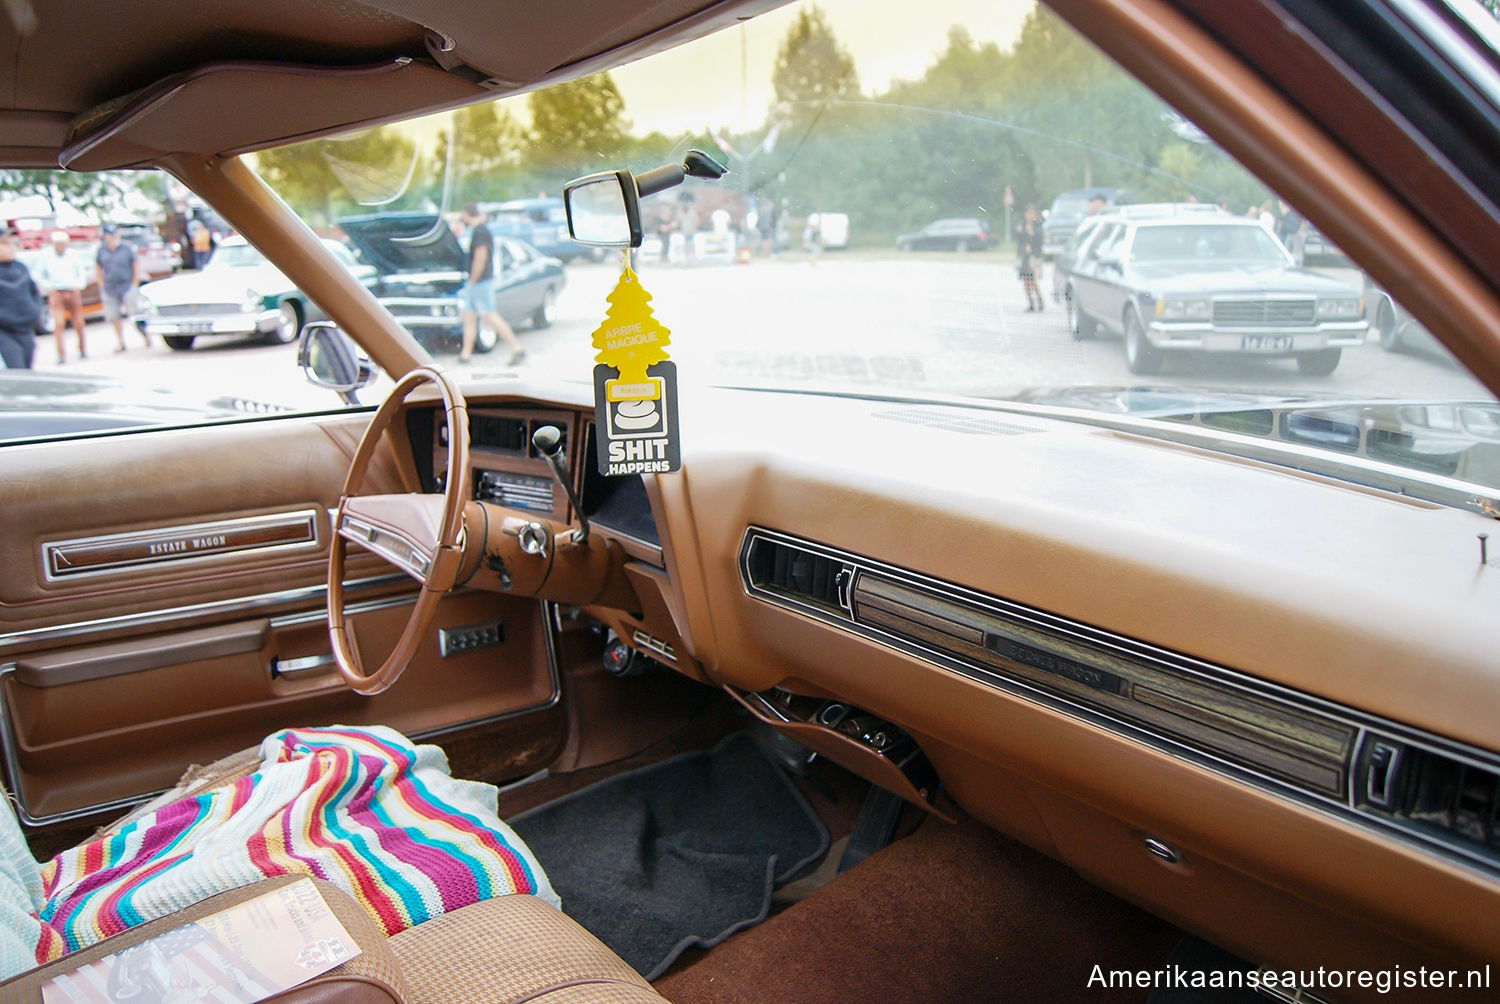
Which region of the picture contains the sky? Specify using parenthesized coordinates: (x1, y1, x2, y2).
(605, 0, 1035, 137)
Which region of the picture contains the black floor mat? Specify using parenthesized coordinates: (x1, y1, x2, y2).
(509, 732, 830, 980)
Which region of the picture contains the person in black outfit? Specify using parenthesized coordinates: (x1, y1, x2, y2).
(1015, 204, 1045, 312)
(0, 227, 42, 369)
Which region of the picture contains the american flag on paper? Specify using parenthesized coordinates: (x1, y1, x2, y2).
(40, 880, 359, 1004)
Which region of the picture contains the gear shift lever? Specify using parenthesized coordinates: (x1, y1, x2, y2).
(531, 425, 589, 544)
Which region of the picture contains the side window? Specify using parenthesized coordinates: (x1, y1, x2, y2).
(0, 174, 383, 446)
(1084, 224, 1122, 261)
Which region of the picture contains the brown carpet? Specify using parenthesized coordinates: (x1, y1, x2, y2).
(654, 814, 1180, 1004)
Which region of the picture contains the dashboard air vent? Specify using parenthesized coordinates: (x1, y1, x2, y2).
(471, 415, 528, 452)
(743, 535, 852, 617)
(1358, 735, 1500, 857)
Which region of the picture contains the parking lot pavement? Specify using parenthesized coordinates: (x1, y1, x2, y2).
(18, 254, 1491, 413)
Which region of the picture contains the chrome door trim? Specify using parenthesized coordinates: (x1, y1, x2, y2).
(0, 573, 410, 655)
(43, 509, 321, 582)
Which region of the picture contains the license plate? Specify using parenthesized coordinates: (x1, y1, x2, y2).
(175, 321, 214, 334)
(1241, 335, 1293, 351)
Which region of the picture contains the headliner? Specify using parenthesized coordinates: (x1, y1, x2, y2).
(0, 0, 786, 170)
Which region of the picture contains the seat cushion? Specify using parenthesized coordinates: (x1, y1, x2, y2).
(0, 875, 407, 1004)
(386, 894, 668, 1004)
(41, 726, 557, 952)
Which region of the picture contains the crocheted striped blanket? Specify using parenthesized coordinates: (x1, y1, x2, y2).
(29, 726, 557, 964)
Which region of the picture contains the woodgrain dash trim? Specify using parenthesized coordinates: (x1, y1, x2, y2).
(44, 510, 321, 581)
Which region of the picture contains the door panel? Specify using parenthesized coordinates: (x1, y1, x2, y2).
(0, 412, 564, 829)
(3, 591, 558, 824)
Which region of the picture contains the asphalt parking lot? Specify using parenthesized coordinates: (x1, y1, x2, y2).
(34, 251, 1491, 412)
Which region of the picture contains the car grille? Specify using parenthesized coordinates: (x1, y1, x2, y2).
(156, 303, 241, 317)
(1212, 299, 1315, 327)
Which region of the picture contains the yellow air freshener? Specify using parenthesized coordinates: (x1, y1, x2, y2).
(591, 260, 681, 476)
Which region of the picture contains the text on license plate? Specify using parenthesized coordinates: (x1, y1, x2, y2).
(175, 321, 214, 334)
(1241, 335, 1293, 351)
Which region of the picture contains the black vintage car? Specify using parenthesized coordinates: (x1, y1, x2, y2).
(338, 212, 565, 354)
(1064, 213, 1368, 375)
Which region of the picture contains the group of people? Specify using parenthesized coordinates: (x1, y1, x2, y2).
(0, 224, 148, 369)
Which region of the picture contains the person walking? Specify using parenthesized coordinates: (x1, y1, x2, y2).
(189, 217, 216, 268)
(37, 231, 89, 362)
(0, 227, 43, 369)
(456, 202, 525, 366)
(96, 224, 147, 351)
(1015, 205, 1045, 313)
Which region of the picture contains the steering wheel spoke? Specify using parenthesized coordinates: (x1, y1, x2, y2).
(339, 493, 449, 584)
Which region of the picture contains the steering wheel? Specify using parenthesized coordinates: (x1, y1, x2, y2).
(328, 366, 473, 695)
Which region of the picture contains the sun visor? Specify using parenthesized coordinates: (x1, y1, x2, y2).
(61, 57, 488, 172)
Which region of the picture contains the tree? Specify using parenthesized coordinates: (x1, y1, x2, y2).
(253, 125, 417, 228)
(528, 73, 629, 175)
(433, 102, 525, 205)
(0, 169, 152, 216)
(771, 7, 860, 128)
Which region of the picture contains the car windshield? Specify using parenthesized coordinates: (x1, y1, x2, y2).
(1129, 224, 1289, 264)
(6, 0, 1496, 499)
(236, 0, 1500, 500)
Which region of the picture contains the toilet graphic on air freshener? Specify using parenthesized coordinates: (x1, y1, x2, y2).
(590, 262, 681, 476)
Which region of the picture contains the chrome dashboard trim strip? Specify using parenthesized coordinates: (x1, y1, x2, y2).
(0, 574, 411, 654)
(738, 526, 1500, 882)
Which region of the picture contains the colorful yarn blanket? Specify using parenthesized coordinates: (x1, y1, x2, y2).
(1, 726, 555, 977)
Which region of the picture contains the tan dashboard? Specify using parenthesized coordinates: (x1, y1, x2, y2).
(393, 379, 1500, 997)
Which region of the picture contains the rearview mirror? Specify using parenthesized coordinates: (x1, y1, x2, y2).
(298, 321, 378, 404)
(564, 171, 642, 248)
(564, 150, 728, 249)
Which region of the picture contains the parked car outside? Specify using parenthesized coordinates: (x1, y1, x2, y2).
(1363, 273, 1444, 355)
(802, 212, 849, 250)
(1064, 213, 1368, 375)
(895, 217, 993, 251)
(0, 370, 286, 438)
(1041, 186, 1130, 256)
(112, 222, 182, 281)
(134, 236, 367, 350)
(338, 211, 565, 354)
(1054, 203, 1224, 306)
(481, 197, 592, 262)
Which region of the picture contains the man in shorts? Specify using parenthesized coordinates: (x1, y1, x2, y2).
(457, 203, 525, 366)
(37, 231, 90, 363)
(96, 224, 148, 351)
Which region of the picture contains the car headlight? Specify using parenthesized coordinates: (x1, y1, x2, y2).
(1157, 299, 1211, 320)
(1316, 298, 1360, 319)
(137, 294, 157, 315)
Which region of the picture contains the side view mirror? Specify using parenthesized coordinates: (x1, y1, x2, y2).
(563, 149, 728, 249)
(298, 321, 378, 405)
(1098, 254, 1123, 273)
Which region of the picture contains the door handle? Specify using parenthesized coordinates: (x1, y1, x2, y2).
(271, 653, 336, 679)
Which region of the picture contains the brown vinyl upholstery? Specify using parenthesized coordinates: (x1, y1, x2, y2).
(0, 875, 407, 1004)
(387, 894, 668, 1004)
